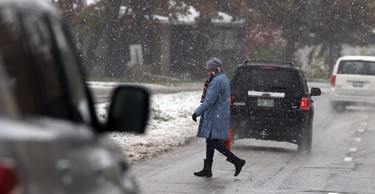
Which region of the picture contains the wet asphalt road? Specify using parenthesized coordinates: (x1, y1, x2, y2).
(90, 82, 375, 193)
(130, 93, 375, 194)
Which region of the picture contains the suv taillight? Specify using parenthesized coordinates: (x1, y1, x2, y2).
(230, 96, 233, 106)
(0, 159, 18, 194)
(300, 96, 309, 112)
(331, 75, 336, 87)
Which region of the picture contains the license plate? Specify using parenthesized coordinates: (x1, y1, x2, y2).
(257, 98, 274, 107)
(353, 81, 363, 87)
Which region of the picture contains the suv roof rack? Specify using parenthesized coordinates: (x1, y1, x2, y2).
(242, 59, 295, 67)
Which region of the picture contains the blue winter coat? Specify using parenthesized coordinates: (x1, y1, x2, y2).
(194, 73, 230, 140)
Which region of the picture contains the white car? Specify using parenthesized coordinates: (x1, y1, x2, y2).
(330, 55, 375, 111)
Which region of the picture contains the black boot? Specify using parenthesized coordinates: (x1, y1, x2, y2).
(226, 155, 245, 177)
(194, 159, 213, 177)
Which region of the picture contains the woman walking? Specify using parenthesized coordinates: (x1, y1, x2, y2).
(192, 57, 245, 177)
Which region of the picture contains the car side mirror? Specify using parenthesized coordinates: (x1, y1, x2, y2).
(106, 86, 150, 134)
(310, 87, 321, 96)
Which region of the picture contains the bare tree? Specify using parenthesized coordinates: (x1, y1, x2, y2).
(309, 0, 375, 74)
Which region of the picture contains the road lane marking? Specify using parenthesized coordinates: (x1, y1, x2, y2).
(349, 148, 357, 152)
(344, 157, 353, 162)
(354, 137, 361, 142)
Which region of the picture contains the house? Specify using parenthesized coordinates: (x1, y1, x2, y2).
(145, 7, 246, 79)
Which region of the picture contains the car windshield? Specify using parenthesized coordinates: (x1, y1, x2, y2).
(0, 7, 90, 123)
(337, 60, 375, 76)
(233, 68, 300, 91)
(0, 60, 18, 117)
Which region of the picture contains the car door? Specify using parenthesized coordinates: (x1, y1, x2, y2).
(41, 11, 134, 194)
(0, 7, 131, 193)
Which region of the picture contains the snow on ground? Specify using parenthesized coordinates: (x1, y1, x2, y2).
(94, 81, 330, 164)
(96, 90, 201, 164)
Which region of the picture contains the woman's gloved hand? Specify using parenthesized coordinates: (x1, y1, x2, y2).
(192, 113, 197, 122)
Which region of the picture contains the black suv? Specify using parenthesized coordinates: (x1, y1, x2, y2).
(0, 0, 149, 193)
(230, 60, 321, 152)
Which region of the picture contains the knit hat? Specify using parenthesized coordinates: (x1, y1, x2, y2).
(205, 57, 222, 70)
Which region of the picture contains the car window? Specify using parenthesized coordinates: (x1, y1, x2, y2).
(232, 67, 301, 91)
(300, 72, 309, 93)
(49, 18, 92, 123)
(0, 9, 45, 116)
(22, 11, 73, 119)
(0, 8, 87, 123)
(337, 60, 375, 76)
(0, 57, 18, 117)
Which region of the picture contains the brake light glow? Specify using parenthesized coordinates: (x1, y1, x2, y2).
(331, 75, 336, 87)
(300, 96, 309, 112)
(0, 159, 18, 194)
(229, 96, 233, 106)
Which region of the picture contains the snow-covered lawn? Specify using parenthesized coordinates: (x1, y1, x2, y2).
(97, 90, 201, 164)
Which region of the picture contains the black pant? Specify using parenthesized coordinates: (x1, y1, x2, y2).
(206, 139, 232, 160)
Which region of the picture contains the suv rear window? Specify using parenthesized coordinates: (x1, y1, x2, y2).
(232, 67, 301, 91)
(337, 60, 375, 76)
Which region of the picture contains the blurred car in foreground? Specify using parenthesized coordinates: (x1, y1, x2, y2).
(330, 55, 375, 111)
(230, 60, 321, 152)
(0, 0, 149, 193)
